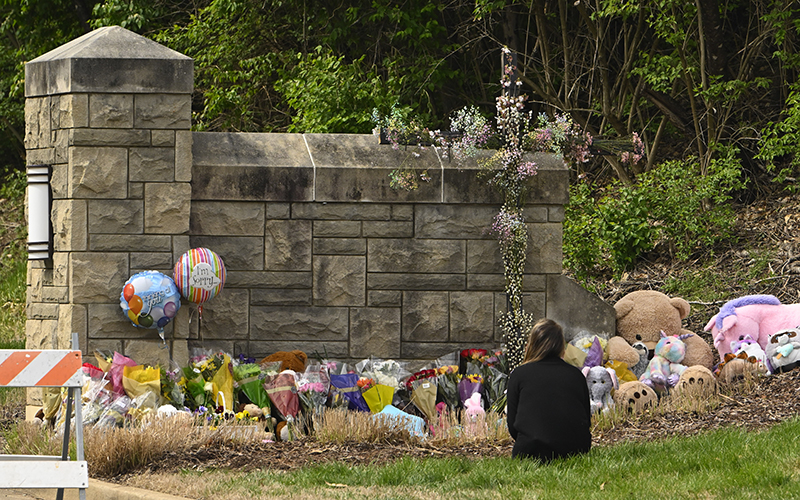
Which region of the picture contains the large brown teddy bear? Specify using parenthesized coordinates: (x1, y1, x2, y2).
(614, 290, 714, 369)
(259, 350, 307, 373)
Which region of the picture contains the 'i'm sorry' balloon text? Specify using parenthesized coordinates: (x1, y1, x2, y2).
(173, 248, 227, 317)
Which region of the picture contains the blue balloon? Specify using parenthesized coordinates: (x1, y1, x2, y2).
(120, 271, 181, 333)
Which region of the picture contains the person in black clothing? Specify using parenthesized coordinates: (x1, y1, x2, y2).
(506, 318, 592, 461)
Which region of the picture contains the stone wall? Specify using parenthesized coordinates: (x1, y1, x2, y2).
(23, 26, 615, 394)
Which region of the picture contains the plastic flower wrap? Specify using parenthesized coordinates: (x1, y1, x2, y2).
(355, 358, 410, 390)
(481, 365, 507, 410)
(409, 376, 438, 422)
(296, 364, 330, 417)
(330, 371, 370, 412)
(264, 370, 299, 422)
(160, 365, 185, 407)
(458, 373, 484, 407)
(436, 365, 461, 410)
(233, 360, 272, 409)
(356, 358, 409, 413)
(96, 395, 132, 428)
(181, 352, 234, 412)
(122, 364, 161, 412)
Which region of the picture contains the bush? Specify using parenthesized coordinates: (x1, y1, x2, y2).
(564, 154, 744, 279)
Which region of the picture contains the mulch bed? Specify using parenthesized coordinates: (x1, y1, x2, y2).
(103, 369, 800, 481)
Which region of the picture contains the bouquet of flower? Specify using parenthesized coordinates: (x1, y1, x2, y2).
(409, 376, 438, 422)
(330, 371, 370, 412)
(181, 352, 234, 412)
(160, 365, 185, 407)
(296, 364, 330, 417)
(356, 358, 410, 391)
(458, 373, 484, 407)
(436, 365, 461, 410)
(264, 370, 299, 421)
(233, 360, 271, 409)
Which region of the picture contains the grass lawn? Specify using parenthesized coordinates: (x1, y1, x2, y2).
(116, 417, 800, 500)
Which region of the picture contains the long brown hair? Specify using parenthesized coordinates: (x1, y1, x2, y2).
(521, 319, 566, 365)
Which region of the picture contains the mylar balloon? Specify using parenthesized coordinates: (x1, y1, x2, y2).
(120, 271, 181, 343)
(173, 248, 227, 306)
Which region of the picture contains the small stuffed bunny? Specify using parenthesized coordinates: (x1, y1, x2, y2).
(582, 365, 618, 414)
(464, 392, 485, 421)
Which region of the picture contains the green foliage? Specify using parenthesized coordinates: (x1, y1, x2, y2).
(564, 154, 744, 279)
(0, 170, 26, 345)
(758, 83, 800, 187)
(276, 48, 395, 133)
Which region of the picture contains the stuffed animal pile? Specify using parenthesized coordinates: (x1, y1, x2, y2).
(577, 291, 800, 414)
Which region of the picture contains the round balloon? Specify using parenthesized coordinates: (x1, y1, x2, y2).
(173, 248, 226, 304)
(120, 271, 181, 333)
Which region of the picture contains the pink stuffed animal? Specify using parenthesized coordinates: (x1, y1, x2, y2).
(704, 295, 800, 357)
(464, 393, 485, 421)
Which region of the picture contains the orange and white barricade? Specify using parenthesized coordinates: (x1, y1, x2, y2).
(0, 332, 87, 500)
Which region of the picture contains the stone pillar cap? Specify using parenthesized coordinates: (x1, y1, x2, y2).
(25, 26, 193, 97)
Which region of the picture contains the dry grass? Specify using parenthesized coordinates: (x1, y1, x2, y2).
(312, 408, 511, 447)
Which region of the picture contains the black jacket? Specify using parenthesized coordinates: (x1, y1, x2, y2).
(506, 354, 592, 461)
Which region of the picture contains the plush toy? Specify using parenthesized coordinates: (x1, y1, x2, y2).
(704, 295, 800, 357)
(464, 393, 486, 421)
(730, 334, 768, 372)
(613, 381, 657, 413)
(639, 331, 689, 392)
(673, 366, 717, 398)
(629, 342, 650, 379)
(717, 352, 768, 384)
(615, 290, 714, 369)
(606, 336, 641, 367)
(259, 350, 307, 373)
(764, 328, 800, 373)
(582, 365, 618, 414)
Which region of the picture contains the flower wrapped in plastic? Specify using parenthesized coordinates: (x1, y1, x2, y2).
(160, 364, 185, 407)
(329, 371, 370, 412)
(296, 364, 330, 417)
(356, 358, 410, 391)
(458, 373, 484, 407)
(233, 360, 271, 409)
(435, 365, 461, 410)
(409, 376, 438, 422)
(481, 365, 507, 410)
(264, 370, 300, 438)
(182, 352, 234, 412)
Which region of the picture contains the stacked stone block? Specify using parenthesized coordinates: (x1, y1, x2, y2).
(24, 26, 194, 395)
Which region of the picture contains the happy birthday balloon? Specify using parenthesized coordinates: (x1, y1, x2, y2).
(173, 248, 227, 306)
(120, 271, 181, 343)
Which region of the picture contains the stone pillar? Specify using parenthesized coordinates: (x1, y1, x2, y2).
(24, 26, 193, 412)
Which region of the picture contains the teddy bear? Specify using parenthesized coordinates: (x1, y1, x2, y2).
(464, 392, 485, 422)
(613, 381, 657, 413)
(582, 365, 618, 414)
(258, 350, 307, 373)
(673, 365, 717, 398)
(703, 295, 800, 358)
(615, 290, 714, 369)
(639, 331, 690, 393)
